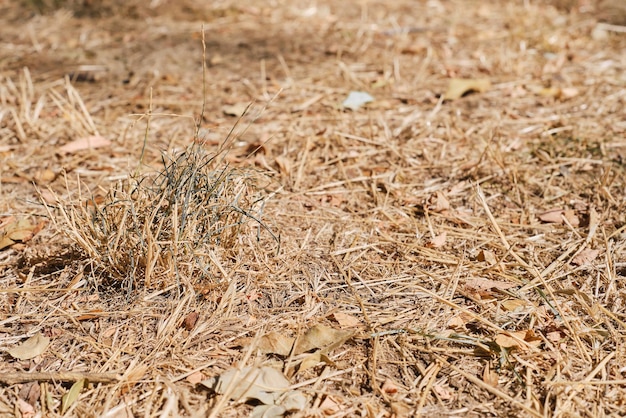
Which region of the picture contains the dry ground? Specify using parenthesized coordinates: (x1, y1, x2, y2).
(1, 0, 626, 417)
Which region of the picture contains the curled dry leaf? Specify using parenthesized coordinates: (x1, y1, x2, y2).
(443, 78, 491, 100)
(7, 332, 50, 360)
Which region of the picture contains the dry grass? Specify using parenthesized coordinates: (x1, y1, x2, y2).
(1, 0, 626, 417)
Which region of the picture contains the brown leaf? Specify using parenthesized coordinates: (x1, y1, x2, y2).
(186, 371, 205, 385)
(426, 231, 447, 248)
(428, 191, 450, 213)
(477, 249, 497, 265)
(538, 208, 579, 226)
(258, 331, 295, 356)
(501, 299, 529, 312)
(181, 312, 199, 331)
(483, 363, 499, 387)
(294, 324, 353, 355)
(58, 135, 111, 154)
(494, 330, 541, 350)
(381, 378, 399, 394)
(331, 312, 361, 328)
(0, 218, 45, 250)
(571, 249, 600, 266)
(319, 396, 341, 415)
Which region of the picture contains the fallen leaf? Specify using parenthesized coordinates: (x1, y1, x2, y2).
(483, 363, 498, 387)
(258, 331, 295, 356)
(0, 218, 45, 250)
(331, 312, 361, 328)
(571, 249, 600, 266)
(501, 299, 529, 312)
(16, 399, 35, 418)
(428, 191, 450, 212)
(447, 316, 467, 329)
(201, 366, 303, 408)
(443, 78, 491, 100)
(7, 332, 50, 360)
(433, 384, 453, 400)
(181, 312, 199, 331)
(477, 249, 497, 265)
(319, 396, 341, 415)
(342, 91, 374, 110)
(381, 378, 399, 394)
(222, 103, 249, 117)
(186, 371, 205, 385)
(538, 208, 579, 226)
(294, 324, 353, 354)
(465, 278, 517, 292)
(494, 330, 541, 350)
(61, 379, 85, 414)
(426, 231, 447, 248)
(58, 135, 111, 154)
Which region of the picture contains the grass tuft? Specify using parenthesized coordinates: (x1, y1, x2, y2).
(54, 143, 276, 294)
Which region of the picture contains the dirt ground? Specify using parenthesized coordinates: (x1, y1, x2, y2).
(1, 0, 626, 416)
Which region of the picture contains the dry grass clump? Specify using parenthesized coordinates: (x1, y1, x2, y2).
(52, 142, 276, 293)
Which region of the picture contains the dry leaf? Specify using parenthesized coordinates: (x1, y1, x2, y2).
(429, 191, 450, 212)
(186, 371, 205, 385)
(331, 312, 361, 328)
(58, 135, 111, 154)
(0, 218, 45, 250)
(294, 324, 353, 355)
(447, 316, 466, 329)
(319, 396, 341, 415)
(427, 231, 447, 248)
(443, 78, 491, 100)
(494, 330, 541, 350)
(61, 379, 85, 414)
(258, 331, 295, 356)
(571, 248, 600, 266)
(222, 103, 249, 117)
(16, 399, 35, 418)
(483, 363, 498, 387)
(381, 378, 399, 394)
(433, 384, 453, 400)
(538, 209, 565, 224)
(201, 366, 306, 412)
(477, 249, 497, 265)
(501, 299, 529, 312)
(465, 278, 517, 292)
(181, 312, 199, 331)
(7, 332, 50, 360)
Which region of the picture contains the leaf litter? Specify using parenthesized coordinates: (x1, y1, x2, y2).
(1, 0, 626, 417)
